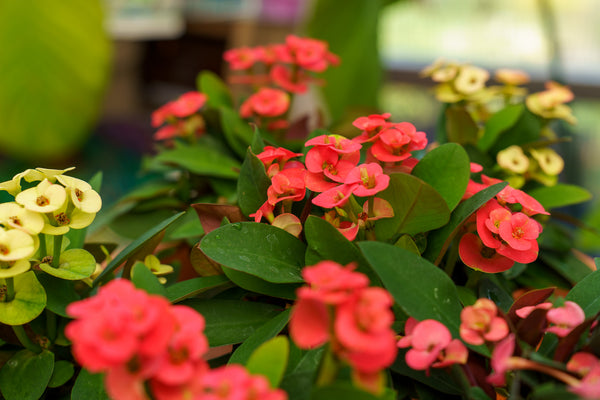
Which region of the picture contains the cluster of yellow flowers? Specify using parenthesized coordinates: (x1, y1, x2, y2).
(0, 167, 101, 278)
(496, 145, 565, 188)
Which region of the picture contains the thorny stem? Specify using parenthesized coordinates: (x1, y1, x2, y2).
(12, 325, 42, 354)
(4, 277, 15, 302)
(38, 233, 47, 258)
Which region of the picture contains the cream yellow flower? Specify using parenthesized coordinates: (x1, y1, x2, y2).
(497, 146, 529, 174)
(0, 202, 44, 235)
(22, 167, 76, 183)
(144, 254, 174, 277)
(526, 81, 576, 124)
(56, 175, 102, 214)
(0, 228, 35, 262)
(41, 206, 96, 235)
(0, 259, 30, 278)
(494, 68, 530, 86)
(16, 179, 67, 213)
(530, 148, 564, 176)
(454, 66, 489, 95)
(0, 170, 32, 196)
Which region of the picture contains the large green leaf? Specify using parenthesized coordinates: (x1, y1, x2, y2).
(245, 336, 289, 388)
(165, 275, 231, 303)
(305, 0, 383, 122)
(358, 242, 463, 337)
(131, 262, 167, 297)
(221, 266, 299, 300)
(489, 108, 541, 154)
(565, 269, 600, 317)
(539, 251, 592, 285)
(529, 184, 592, 210)
(412, 143, 470, 211)
(0, 2, 110, 161)
(220, 107, 255, 158)
(304, 216, 379, 284)
(197, 70, 233, 109)
(200, 222, 306, 283)
(39, 248, 96, 280)
(423, 182, 507, 264)
(0, 349, 54, 400)
(184, 299, 280, 346)
(477, 104, 524, 151)
(0, 271, 47, 325)
(93, 212, 185, 286)
(152, 141, 240, 179)
(71, 369, 109, 400)
(237, 149, 270, 217)
(445, 106, 478, 145)
(374, 173, 450, 242)
(47, 360, 74, 388)
(280, 348, 323, 400)
(36, 274, 80, 317)
(229, 309, 291, 365)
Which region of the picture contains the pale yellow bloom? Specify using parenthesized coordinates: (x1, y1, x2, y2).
(41, 206, 96, 235)
(494, 69, 530, 86)
(0, 170, 32, 196)
(0, 259, 30, 278)
(22, 167, 76, 183)
(526, 81, 576, 124)
(144, 254, 174, 277)
(0, 202, 44, 235)
(530, 148, 564, 176)
(16, 179, 67, 213)
(497, 146, 529, 174)
(454, 66, 489, 95)
(56, 175, 102, 214)
(0, 229, 35, 262)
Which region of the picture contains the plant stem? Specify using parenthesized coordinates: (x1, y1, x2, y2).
(38, 233, 47, 258)
(465, 270, 482, 289)
(315, 346, 339, 387)
(3, 277, 15, 302)
(51, 235, 63, 268)
(46, 310, 57, 342)
(12, 325, 42, 354)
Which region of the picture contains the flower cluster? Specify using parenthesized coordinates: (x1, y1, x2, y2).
(289, 261, 397, 393)
(0, 168, 101, 278)
(397, 317, 468, 373)
(459, 298, 509, 345)
(459, 168, 548, 273)
(497, 144, 565, 188)
(526, 81, 576, 124)
(66, 279, 286, 400)
(152, 91, 208, 141)
(421, 59, 491, 104)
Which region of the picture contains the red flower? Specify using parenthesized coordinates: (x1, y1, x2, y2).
(312, 184, 355, 209)
(240, 88, 290, 118)
(546, 301, 585, 337)
(270, 64, 308, 93)
(201, 364, 288, 400)
(285, 35, 339, 73)
(223, 46, 258, 70)
(256, 146, 302, 170)
(352, 113, 391, 143)
(369, 123, 427, 162)
(460, 298, 509, 345)
(267, 167, 306, 206)
(345, 163, 390, 197)
(458, 233, 514, 273)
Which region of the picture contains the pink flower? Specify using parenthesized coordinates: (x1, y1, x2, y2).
(305, 146, 360, 185)
(256, 146, 302, 170)
(152, 92, 207, 127)
(498, 212, 540, 251)
(312, 184, 355, 208)
(240, 88, 290, 118)
(352, 113, 391, 143)
(567, 353, 600, 399)
(267, 167, 306, 206)
(546, 301, 585, 337)
(285, 35, 339, 73)
(305, 134, 362, 154)
(302, 261, 369, 304)
(223, 46, 258, 70)
(270, 64, 308, 93)
(515, 302, 552, 318)
(369, 123, 428, 163)
(487, 334, 516, 386)
(201, 364, 288, 400)
(289, 292, 331, 348)
(460, 298, 509, 345)
(345, 163, 390, 197)
(322, 211, 360, 241)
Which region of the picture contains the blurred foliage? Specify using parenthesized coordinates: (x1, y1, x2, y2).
(0, 1, 111, 162)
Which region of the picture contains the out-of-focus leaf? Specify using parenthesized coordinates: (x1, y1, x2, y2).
(489, 108, 541, 154)
(391, 349, 462, 395)
(477, 104, 524, 151)
(305, 0, 382, 122)
(36, 274, 80, 317)
(184, 299, 280, 346)
(71, 369, 108, 400)
(311, 383, 384, 400)
(166, 275, 231, 303)
(237, 149, 270, 217)
(47, 360, 74, 388)
(445, 106, 478, 145)
(507, 287, 555, 325)
(152, 142, 240, 179)
(529, 184, 592, 210)
(0, 1, 111, 161)
(0, 350, 54, 400)
(245, 336, 289, 388)
(131, 262, 167, 297)
(374, 173, 450, 242)
(220, 107, 255, 158)
(197, 70, 233, 109)
(412, 143, 470, 211)
(201, 222, 305, 283)
(540, 251, 592, 285)
(566, 269, 600, 317)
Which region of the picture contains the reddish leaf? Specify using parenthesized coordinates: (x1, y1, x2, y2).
(508, 287, 555, 325)
(516, 308, 549, 347)
(191, 203, 244, 235)
(554, 319, 595, 362)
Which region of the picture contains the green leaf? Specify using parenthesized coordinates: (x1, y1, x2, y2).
(94, 212, 185, 286)
(71, 369, 109, 400)
(445, 106, 478, 145)
(374, 173, 450, 242)
(131, 262, 167, 297)
(221, 266, 299, 300)
(39, 248, 96, 280)
(391, 350, 461, 395)
(47, 360, 74, 388)
(237, 149, 270, 217)
(153, 142, 240, 179)
(305, 0, 382, 122)
(477, 104, 524, 151)
(566, 269, 600, 317)
(529, 382, 580, 400)
(36, 274, 80, 317)
(311, 383, 385, 400)
(423, 182, 507, 264)
(229, 309, 291, 365)
(165, 275, 231, 303)
(0, 349, 54, 400)
(358, 242, 463, 337)
(529, 184, 592, 210)
(200, 222, 305, 283)
(280, 348, 323, 400)
(220, 106, 255, 158)
(0, 272, 47, 325)
(394, 234, 420, 255)
(304, 216, 379, 284)
(197, 70, 233, 109)
(540, 251, 592, 285)
(0, 1, 110, 161)
(251, 126, 266, 154)
(489, 108, 541, 154)
(184, 299, 280, 346)
(412, 143, 470, 211)
(245, 336, 289, 388)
